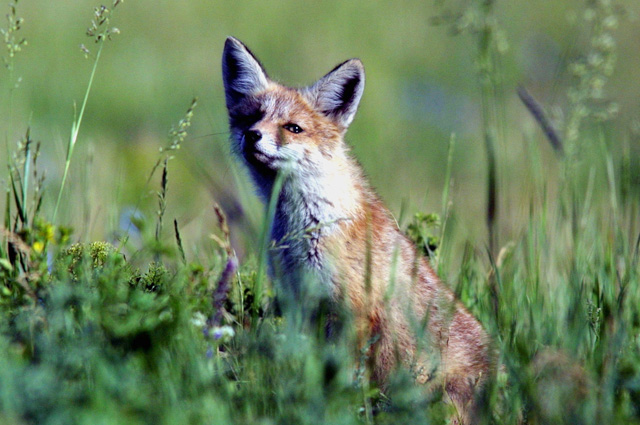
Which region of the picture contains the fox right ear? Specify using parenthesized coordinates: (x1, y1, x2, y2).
(222, 37, 269, 108)
(306, 59, 365, 129)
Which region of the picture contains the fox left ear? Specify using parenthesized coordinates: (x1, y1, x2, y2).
(305, 59, 365, 129)
(222, 37, 270, 109)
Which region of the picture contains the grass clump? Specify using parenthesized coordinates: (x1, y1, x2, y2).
(0, 240, 223, 425)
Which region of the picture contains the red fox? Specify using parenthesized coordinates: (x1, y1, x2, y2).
(222, 36, 492, 423)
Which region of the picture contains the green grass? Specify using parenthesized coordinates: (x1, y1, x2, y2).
(2, 0, 640, 424)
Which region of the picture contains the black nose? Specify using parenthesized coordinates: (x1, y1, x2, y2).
(243, 129, 262, 145)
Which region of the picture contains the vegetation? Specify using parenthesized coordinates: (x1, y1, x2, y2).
(1, 0, 639, 424)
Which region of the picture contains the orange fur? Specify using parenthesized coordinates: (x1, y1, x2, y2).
(222, 36, 493, 424)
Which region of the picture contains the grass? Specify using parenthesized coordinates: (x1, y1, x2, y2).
(1, 0, 640, 424)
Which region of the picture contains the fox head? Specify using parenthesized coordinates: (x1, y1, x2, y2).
(222, 36, 365, 200)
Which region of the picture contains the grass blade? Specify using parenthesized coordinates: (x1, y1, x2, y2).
(254, 171, 286, 318)
(517, 85, 564, 156)
(21, 128, 31, 226)
(174, 219, 186, 264)
(53, 39, 105, 223)
(8, 166, 26, 227)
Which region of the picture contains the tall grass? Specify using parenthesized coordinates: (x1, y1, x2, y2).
(1, 1, 640, 424)
(53, 0, 123, 222)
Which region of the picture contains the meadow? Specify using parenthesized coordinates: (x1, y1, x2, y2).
(1, 0, 640, 423)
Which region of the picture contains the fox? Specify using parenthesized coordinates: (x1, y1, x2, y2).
(221, 36, 493, 424)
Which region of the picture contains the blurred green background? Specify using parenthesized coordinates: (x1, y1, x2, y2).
(1, 0, 639, 258)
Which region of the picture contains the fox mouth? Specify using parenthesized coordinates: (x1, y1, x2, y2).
(252, 152, 276, 166)
(242, 143, 278, 175)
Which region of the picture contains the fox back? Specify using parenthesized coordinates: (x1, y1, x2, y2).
(222, 36, 492, 424)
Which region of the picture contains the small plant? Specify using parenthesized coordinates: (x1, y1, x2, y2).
(53, 0, 124, 222)
(155, 98, 198, 242)
(405, 212, 441, 259)
(565, 0, 619, 149)
(1, 0, 27, 68)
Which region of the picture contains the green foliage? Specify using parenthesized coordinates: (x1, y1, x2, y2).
(0, 242, 221, 425)
(1, 1, 640, 424)
(405, 212, 441, 258)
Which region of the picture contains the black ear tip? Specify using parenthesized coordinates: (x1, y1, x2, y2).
(224, 36, 242, 53)
(327, 59, 365, 86)
(222, 37, 245, 74)
(225, 36, 240, 46)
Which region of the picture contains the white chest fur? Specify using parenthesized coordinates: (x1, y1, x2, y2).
(270, 155, 360, 282)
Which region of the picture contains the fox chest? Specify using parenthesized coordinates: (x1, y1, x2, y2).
(271, 209, 325, 271)
(269, 199, 342, 290)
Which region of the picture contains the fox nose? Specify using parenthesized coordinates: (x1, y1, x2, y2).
(243, 129, 262, 145)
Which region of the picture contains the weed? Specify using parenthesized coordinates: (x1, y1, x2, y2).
(53, 0, 124, 222)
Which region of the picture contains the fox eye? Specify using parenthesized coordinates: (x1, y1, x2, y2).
(283, 123, 304, 134)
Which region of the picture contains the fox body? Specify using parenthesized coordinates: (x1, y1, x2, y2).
(222, 37, 492, 423)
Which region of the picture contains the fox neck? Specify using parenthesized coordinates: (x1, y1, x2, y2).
(270, 147, 363, 271)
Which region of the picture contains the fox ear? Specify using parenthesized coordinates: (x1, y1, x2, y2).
(306, 59, 365, 128)
(222, 37, 269, 108)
